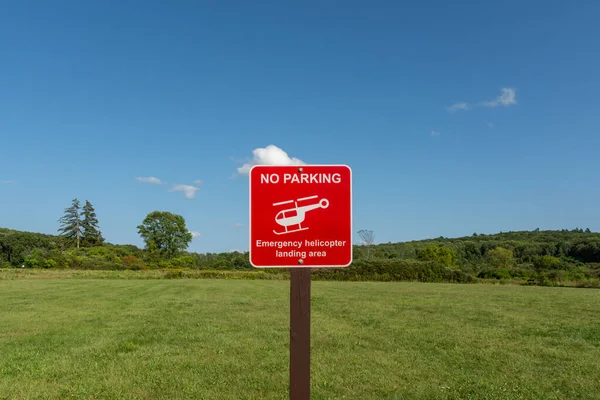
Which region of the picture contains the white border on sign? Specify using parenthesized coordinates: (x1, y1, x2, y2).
(248, 164, 353, 269)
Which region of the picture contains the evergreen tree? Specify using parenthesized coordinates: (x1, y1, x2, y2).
(82, 200, 104, 246)
(57, 198, 83, 248)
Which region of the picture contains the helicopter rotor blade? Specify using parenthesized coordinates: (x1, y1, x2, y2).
(272, 199, 295, 207)
(297, 195, 318, 202)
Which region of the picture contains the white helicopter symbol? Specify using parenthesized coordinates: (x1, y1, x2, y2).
(272, 195, 329, 235)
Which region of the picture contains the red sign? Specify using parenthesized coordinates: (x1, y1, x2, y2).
(249, 164, 352, 268)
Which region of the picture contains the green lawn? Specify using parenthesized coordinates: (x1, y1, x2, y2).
(1, 279, 599, 399)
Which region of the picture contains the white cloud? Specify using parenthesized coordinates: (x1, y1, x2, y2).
(430, 130, 440, 137)
(236, 144, 305, 175)
(446, 88, 517, 112)
(446, 102, 469, 112)
(190, 231, 201, 239)
(2, 180, 17, 184)
(136, 176, 163, 184)
(232, 223, 243, 228)
(169, 184, 199, 199)
(483, 88, 517, 107)
(486, 121, 494, 128)
(193, 179, 203, 185)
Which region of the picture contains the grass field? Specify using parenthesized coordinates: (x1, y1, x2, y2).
(1, 279, 599, 399)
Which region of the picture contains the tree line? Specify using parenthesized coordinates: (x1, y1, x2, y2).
(1, 199, 599, 286)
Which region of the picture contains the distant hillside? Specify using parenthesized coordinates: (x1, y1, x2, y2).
(1, 226, 599, 286)
(366, 229, 600, 263)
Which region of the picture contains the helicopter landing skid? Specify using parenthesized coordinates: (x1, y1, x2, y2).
(273, 227, 309, 235)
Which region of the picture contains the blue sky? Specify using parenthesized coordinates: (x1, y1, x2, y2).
(1, 0, 599, 253)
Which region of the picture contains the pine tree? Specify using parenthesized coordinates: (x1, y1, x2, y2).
(57, 198, 83, 248)
(82, 200, 104, 246)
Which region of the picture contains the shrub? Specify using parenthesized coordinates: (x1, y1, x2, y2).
(164, 269, 186, 279)
(417, 245, 458, 268)
(546, 270, 566, 284)
(63, 249, 86, 269)
(112, 244, 144, 258)
(477, 268, 511, 280)
(122, 256, 147, 270)
(23, 249, 47, 268)
(84, 246, 121, 263)
(486, 247, 514, 268)
(169, 256, 196, 268)
(157, 260, 175, 269)
(508, 267, 533, 280)
(311, 259, 475, 283)
(47, 249, 67, 268)
(534, 255, 561, 271)
(80, 258, 122, 270)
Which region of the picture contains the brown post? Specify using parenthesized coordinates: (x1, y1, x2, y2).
(290, 268, 311, 400)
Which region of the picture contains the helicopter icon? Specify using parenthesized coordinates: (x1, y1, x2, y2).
(272, 195, 329, 235)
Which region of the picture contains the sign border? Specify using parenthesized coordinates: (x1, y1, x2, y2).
(248, 164, 353, 269)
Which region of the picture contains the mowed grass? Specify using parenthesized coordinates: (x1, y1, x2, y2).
(1, 280, 599, 400)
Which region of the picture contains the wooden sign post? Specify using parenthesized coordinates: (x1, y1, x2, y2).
(249, 164, 353, 399)
(290, 268, 311, 399)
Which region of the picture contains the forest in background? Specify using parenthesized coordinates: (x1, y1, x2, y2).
(1, 197, 599, 286)
(2, 225, 600, 287)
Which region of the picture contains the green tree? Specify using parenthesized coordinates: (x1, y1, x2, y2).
(417, 245, 457, 267)
(137, 211, 193, 258)
(533, 255, 561, 271)
(486, 247, 514, 268)
(81, 200, 104, 246)
(57, 198, 82, 248)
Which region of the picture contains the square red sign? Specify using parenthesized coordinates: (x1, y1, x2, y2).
(249, 164, 352, 268)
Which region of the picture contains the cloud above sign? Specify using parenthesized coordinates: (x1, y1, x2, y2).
(237, 145, 305, 175)
(483, 88, 517, 108)
(446, 88, 517, 112)
(169, 184, 199, 199)
(136, 176, 163, 184)
(135, 176, 200, 200)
